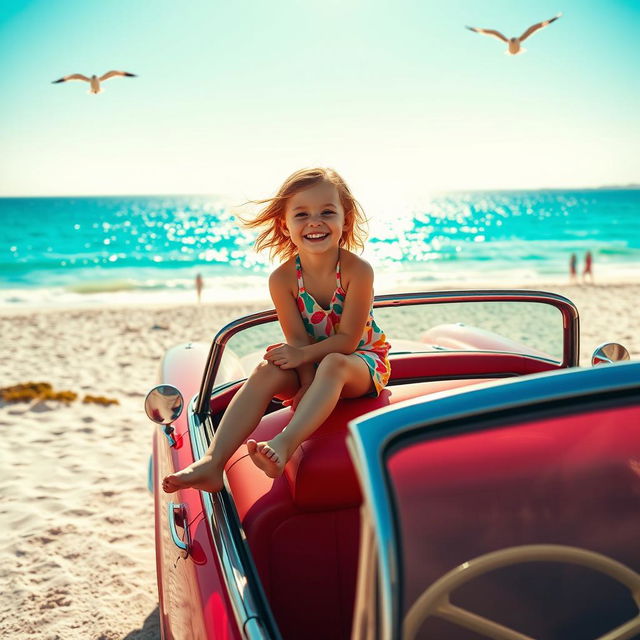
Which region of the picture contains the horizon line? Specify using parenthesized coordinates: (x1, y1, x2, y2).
(1, 183, 639, 199)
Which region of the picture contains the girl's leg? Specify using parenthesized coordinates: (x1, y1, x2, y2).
(247, 353, 372, 478)
(163, 361, 299, 493)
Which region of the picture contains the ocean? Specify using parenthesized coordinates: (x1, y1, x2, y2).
(1, 189, 639, 307)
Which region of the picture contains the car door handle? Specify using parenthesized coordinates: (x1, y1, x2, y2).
(162, 425, 177, 447)
(167, 502, 190, 556)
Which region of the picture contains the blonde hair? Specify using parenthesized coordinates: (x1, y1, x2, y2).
(243, 167, 368, 262)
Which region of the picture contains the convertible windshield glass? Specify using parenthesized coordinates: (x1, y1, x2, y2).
(385, 404, 640, 639)
(375, 300, 563, 362)
(215, 298, 565, 387)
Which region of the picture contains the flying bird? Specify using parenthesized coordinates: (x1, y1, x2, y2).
(466, 13, 562, 55)
(51, 70, 137, 94)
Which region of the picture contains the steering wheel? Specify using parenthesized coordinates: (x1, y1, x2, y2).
(403, 544, 640, 640)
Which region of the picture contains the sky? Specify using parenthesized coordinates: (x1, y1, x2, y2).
(1, 0, 639, 202)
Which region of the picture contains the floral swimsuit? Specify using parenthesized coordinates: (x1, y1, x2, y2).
(295, 254, 391, 396)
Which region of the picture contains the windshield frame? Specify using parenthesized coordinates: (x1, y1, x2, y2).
(195, 289, 579, 416)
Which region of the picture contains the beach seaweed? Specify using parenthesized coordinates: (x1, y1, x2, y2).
(0, 382, 78, 404)
(1, 383, 118, 406)
(83, 394, 119, 406)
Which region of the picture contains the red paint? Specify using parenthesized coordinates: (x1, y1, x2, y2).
(153, 339, 571, 637)
(224, 378, 492, 638)
(153, 342, 242, 639)
(388, 351, 558, 381)
(388, 404, 640, 638)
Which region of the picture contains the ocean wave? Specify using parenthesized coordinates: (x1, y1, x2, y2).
(1, 262, 638, 310)
(2, 191, 639, 303)
(66, 279, 141, 294)
(598, 246, 640, 256)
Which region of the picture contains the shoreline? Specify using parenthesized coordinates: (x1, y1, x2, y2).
(1, 272, 639, 314)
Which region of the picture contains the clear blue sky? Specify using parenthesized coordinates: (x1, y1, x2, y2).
(1, 0, 639, 201)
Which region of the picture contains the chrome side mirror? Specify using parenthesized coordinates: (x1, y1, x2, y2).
(145, 384, 184, 424)
(591, 342, 630, 366)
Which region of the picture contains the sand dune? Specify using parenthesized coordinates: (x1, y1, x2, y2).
(1, 282, 638, 639)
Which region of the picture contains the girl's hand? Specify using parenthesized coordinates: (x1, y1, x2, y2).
(264, 343, 305, 369)
(282, 384, 310, 411)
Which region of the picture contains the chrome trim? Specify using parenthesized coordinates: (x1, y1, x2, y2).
(186, 396, 271, 639)
(196, 308, 278, 415)
(196, 290, 579, 416)
(167, 502, 190, 556)
(244, 618, 267, 637)
(147, 455, 153, 494)
(145, 383, 184, 425)
(592, 341, 631, 366)
(347, 361, 640, 639)
(162, 425, 177, 448)
(347, 430, 398, 639)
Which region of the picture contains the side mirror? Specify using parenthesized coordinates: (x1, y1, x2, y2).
(591, 343, 630, 366)
(145, 384, 184, 424)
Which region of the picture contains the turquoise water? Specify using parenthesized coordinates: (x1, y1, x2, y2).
(1, 189, 639, 306)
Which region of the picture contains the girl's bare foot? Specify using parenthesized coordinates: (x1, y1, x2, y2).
(247, 438, 288, 478)
(162, 455, 224, 493)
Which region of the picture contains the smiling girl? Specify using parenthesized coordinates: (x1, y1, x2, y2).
(163, 167, 390, 493)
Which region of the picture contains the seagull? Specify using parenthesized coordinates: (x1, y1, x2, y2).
(51, 70, 137, 94)
(466, 13, 562, 55)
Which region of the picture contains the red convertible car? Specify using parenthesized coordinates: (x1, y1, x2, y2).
(145, 290, 638, 640)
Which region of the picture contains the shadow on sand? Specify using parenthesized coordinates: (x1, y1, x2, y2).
(122, 606, 161, 640)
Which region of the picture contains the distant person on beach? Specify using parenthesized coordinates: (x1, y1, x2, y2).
(195, 273, 203, 303)
(569, 253, 577, 283)
(163, 167, 391, 493)
(583, 251, 594, 284)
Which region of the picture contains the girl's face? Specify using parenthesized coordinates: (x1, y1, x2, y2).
(283, 182, 346, 254)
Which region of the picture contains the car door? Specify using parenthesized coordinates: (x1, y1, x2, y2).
(153, 408, 243, 640)
(151, 343, 243, 640)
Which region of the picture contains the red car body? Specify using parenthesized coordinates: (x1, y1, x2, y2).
(147, 291, 638, 639)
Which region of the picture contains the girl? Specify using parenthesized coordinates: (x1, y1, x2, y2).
(163, 168, 390, 493)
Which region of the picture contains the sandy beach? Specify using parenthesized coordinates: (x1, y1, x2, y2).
(1, 281, 638, 639)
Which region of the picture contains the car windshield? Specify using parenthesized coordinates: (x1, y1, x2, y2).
(214, 297, 566, 388)
(375, 300, 563, 359)
(385, 403, 640, 639)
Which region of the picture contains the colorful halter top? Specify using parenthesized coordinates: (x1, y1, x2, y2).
(295, 254, 391, 396)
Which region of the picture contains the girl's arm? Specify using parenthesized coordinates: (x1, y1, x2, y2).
(268, 266, 316, 386)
